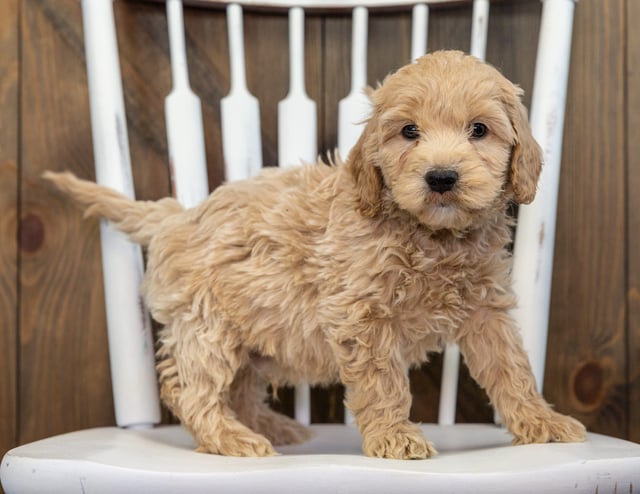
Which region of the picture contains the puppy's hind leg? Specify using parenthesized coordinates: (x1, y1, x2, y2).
(231, 366, 314, 446)
(157, 314, 276, 457)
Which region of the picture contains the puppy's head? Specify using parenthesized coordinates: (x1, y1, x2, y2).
(347, 50, 542, 231)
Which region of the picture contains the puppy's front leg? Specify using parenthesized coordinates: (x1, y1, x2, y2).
(458, 308, 586, 444)
(332, 332, 436, 459)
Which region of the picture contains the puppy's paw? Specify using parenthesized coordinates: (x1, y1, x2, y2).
(511, 411, 587, 445)
(197, 428, 277, 457)
(363, 423, 437, 459)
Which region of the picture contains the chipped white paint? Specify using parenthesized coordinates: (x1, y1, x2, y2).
(81, 0, 160, 428)
(165, 0, 210, 208)
(511, 0, 576, 393)
(3, 425, 640, 493)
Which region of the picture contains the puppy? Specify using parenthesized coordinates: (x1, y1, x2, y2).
(45, 50, 586, 459)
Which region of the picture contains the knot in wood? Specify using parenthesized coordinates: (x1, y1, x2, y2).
(19, 213, 45, 253)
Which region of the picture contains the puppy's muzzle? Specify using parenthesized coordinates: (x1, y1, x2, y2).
(425, 169, 458, 193)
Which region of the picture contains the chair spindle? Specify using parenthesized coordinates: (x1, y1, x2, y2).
(511, 0, 576, 393)
(166, 0, 210, 208)
(80, 0, 161, 428)
(338, 6, 370, 161)
(222, 3, 263, 181)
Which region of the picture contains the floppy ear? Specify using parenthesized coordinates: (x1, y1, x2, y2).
(345, 105, 384, 217)
(505, 86, 543, 204)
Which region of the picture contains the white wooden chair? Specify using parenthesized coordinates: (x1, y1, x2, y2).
(3, 1, 640, 493)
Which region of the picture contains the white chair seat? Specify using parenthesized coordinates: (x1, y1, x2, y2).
(3, 424, 639, 494)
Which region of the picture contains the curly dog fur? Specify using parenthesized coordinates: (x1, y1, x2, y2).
(44, 50, 586, 459)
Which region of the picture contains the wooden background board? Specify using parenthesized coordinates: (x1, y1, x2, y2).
(544, 0, 628, 440)
(1, 0, 638, 470)
(626, 0, 640, 444)
(19, 0, 115, 444)
(0, 0, 19, 465)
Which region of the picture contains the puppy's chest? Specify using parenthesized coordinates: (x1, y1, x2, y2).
(393, 246, 502, 329)
(390, 232, 510, 320)
(377, 256, 486, 368)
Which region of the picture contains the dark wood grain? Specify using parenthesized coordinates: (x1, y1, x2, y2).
(484, 0, 540, 106)
(544, 0, 627, 438)
(113, 1, 173, 199)
(19, 0, 115, 443)
(0, 0, 19, 463)
(177, 6, 229, 188)
(625, 0, 640, 444)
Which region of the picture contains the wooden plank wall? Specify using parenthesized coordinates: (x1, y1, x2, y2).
(626, 0, 640, 444)
(1, 0, 638, 468)
(0, 0, 19, 465)
(544, 0, 628, 440)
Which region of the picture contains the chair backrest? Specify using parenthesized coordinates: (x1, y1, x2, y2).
(80, 0, 575, 429)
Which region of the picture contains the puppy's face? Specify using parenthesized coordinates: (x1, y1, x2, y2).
(349, 51, 542, 232)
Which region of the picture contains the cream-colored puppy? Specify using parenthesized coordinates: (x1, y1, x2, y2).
(45, 50, 586, 459)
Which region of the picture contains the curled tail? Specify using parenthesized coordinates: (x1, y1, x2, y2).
(43, 171, 183, 245)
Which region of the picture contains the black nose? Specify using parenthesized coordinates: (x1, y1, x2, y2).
(425, 169, 458, 193)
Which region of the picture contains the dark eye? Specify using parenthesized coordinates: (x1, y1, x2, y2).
(402, 124, 420, 140)
(470, 122, 488, 139)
